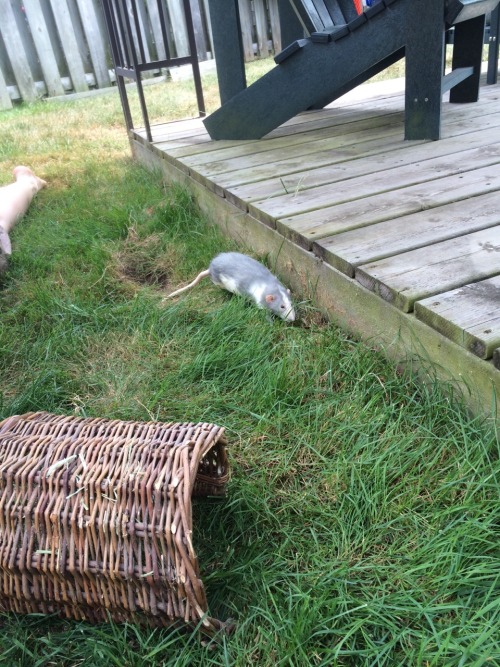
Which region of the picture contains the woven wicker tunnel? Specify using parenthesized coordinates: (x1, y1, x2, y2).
(0, 412, 230, 635)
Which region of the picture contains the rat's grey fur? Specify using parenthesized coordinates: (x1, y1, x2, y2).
(164, 252, 295, 321)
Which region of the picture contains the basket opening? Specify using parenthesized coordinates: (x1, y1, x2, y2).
(193, 440, 230, 498)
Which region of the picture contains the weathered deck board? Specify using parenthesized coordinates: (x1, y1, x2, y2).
(188, 98, 500, 189)
(195, 128, 408, 195)
(147, 99, 405, 158)
(414, 277, 500, 359)
(194, 125, 406, 194)
(248, 144, 500, 225)
(215, 95, 500, 187)
(129, 73, 500, 424)
(180, 113, 404, 169)
(276, 163, 500, 244)
(224, 126, 500, 206)
(314, 191, 500, 277)
(179, 103, 405, 151)
(355, 226, 500, 312)
(138, 83, 408, 145)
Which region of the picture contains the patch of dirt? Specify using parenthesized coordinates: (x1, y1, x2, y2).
(113, 227, 178, 291)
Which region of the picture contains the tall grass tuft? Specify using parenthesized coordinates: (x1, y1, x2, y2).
(0, 60, 499, 667)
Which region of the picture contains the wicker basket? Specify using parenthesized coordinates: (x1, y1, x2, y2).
(0, 411, 230, 635)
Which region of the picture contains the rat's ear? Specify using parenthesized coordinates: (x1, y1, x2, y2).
(265, 294, 275, 303)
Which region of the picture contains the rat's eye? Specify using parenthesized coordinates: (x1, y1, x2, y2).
(280, 304, 285, 309)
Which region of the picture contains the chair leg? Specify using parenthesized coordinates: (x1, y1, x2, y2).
(405, 0, 445, 140)
(450, 14, 486, 103)
(206, 0, 246, 105)
(487, 6, 499, 85)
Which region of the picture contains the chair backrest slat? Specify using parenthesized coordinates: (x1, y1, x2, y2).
(323, 0, 349, 24)
(291, 0, 498, 37)
(313, 0, 338, 28)
(334, 0, 359, 22)
(289, 0, 363, 34)
(289, 0, 330, 33)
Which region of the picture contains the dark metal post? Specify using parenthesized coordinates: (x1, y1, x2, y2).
(206, 0, 246, 104)
(118, 0, 152, 140)
(101, 0, 133, 131)
(183, 0, 206, 115)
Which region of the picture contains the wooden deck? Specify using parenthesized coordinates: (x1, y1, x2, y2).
(129, 75, 500, 426)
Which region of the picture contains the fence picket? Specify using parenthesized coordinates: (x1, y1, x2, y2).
(238, 0, 255, 61)
(269, 0, 282, 54)
(0, 0, 281, 107)
(189, 0, 209, 60)
(75, 0, 112, 87)
(167, 0, 189, 56)
(202, 0, 214, 56)
(2, 1, 39, 102)
(0, 66, 13, 110)
(23, 0, 65, 96)
(49, 0, 89, 92)
(254, 0, 270, 58)
(145, 0, 168, 60)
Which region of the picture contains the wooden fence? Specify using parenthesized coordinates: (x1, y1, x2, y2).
(0, 0, 281, 110)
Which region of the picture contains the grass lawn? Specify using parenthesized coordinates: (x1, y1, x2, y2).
(0, 59, 499, 667)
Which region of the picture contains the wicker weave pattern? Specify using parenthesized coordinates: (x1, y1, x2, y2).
(0, 412, 229, 633)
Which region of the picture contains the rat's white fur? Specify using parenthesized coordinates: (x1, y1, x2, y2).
(216, 273, 240, 295)
(248, 281, 267, 307)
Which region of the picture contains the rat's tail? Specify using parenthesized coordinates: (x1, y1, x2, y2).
(163, 269, 210, 300)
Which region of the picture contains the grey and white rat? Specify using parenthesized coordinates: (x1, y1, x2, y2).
(164, 252, 295, 321)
